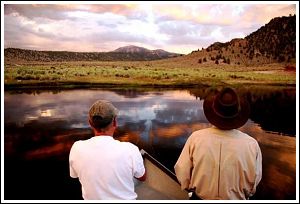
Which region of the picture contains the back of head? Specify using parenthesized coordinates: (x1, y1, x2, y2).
(203, 87, 250, 130)
(89, 100, 119, 131)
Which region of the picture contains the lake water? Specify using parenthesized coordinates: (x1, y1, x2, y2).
(4, 87, 296, 200)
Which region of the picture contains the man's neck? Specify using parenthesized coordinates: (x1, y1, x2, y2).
(94, 130, 114, 137)
(94, 134, 113, 137)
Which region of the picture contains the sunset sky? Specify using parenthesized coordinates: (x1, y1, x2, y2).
(2, 1, 297, 54)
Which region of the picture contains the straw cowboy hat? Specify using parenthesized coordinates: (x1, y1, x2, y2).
(203, 87, 250, 130)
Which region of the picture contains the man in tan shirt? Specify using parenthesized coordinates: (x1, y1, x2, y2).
(174, 87, 262, 200)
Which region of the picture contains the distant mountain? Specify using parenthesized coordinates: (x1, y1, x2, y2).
(113, 45, 181, 58)
(113, 45, 150, 53)
(4, 45, 181, 63)
(188, 15, 296, 66)
(153, 49, 180, 58)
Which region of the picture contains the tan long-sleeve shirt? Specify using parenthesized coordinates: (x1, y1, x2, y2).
(174, 127, 262, 200)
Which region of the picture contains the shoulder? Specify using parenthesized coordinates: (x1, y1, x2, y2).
(189, 128, 214, 138)
(120, 141, 140, 154)
(235, 130, 259, 145)
(70, 140, 82, 149)
(70, 139, 91, 152)
(184, 128, 213, 145)
(69, 140, 85, 158)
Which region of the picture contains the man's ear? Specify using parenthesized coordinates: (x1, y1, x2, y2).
(88, 119, 95, 131)
(88, 119, 93, 127)
(112, 117, 117, 127)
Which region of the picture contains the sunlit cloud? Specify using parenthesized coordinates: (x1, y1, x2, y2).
(3, 2, 297, 54)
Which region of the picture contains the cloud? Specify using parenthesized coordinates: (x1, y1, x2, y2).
(153, 4, 296, 26)
(86, 4, 145, 20)
(87, 30, 150, 45)
(4, 4, 144, 21)
(153, 4, 240, 26)
(237, 4, 296, 27)
(4, 4, 72, 20)
(157, 19, 248, 48)
(4, 12, 80, 50)
(3, 3, 297, 54)
(158, 21, 199, 36)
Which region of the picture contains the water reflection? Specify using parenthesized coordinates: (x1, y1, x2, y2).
(4, 87, 296, 200)
(189, 87, 296, 136)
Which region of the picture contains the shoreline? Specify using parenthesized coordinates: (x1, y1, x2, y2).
(4, 81, 296, 91)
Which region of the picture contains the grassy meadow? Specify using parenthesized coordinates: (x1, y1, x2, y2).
(4, 60, 296, 89)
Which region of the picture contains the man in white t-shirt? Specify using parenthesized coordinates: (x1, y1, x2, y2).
(174, 87, 262, 200)
(69, 100, 146, 200)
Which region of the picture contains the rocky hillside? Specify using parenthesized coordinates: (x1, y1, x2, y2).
(4, 46, 181, 63)
(187, 15, 296, 67)
(245, 15, 296, 62)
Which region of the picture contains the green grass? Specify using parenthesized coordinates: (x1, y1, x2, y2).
(4, 61, 296, 88)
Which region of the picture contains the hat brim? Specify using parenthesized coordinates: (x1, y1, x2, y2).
(203, 93, 250, 130)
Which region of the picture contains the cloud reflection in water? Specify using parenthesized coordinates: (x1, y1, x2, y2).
(4, 88, 296, 200)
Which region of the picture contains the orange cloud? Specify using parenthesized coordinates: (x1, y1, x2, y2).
(153, 4, 295, 26)
(234, 4, 296, 29)
(76, 4, 140, 17)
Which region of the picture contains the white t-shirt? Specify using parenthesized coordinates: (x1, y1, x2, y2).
(174, 127, 262, 200)
(69, 136, 145, 200)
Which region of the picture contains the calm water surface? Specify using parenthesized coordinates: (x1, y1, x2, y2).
(4, 87, 296, 200)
